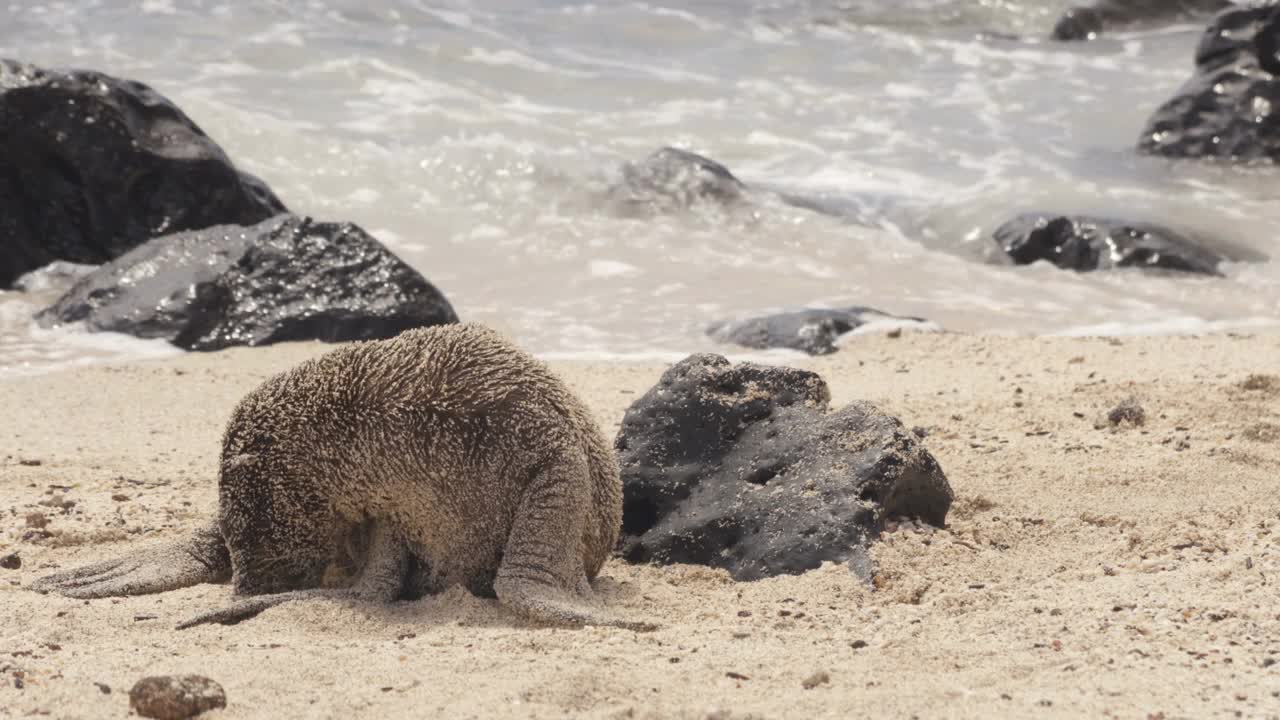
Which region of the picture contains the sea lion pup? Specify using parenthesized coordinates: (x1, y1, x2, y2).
(32, 323, 652, 631)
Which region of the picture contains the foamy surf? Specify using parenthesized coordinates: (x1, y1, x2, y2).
(0, 319, 183, 379)
(0, 0, 1277, 376)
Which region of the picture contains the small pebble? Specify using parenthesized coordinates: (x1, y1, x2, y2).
(801, 670, 830, 689)
(18, 458, 42, 466)
(129, 675, 226, 720)
(849, 639, 868, 649)
(111, 494, 131, 502)
(38, 495, 75, 511)
(1106, 398, 1146, 427)
(24, 513, 48, 529)
(0, 552, 20, 570)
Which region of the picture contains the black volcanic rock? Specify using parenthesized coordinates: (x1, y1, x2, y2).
(708, 307, 929, 356)
(608, 147, 747, 215)
(1138, 4, 1280, 161)
(37, 214, 457, 350)
(609, 146, 904, 227)
(993, 213, 1226, 275)
(0, 59, 286, 287)
(1052, 0, 1231, 41)
(615, 354, 953, 581)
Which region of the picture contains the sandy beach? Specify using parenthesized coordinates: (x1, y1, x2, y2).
(1, 332, 1277, 719)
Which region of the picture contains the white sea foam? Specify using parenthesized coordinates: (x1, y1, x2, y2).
(0, 0, 1275, 375)
(0, 319, 182, 380)
(588, 260, 641, 279)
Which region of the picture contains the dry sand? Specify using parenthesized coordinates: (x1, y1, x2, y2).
(1, 332, 1278, 719)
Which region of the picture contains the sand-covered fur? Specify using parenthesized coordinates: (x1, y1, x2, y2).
(31, 323, 644, 631)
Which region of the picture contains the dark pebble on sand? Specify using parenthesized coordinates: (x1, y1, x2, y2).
(38, 495, 75, 511)
(24, 513, 48, 529)
(801, 670, 830, 689)
(18, 458, 42, 466)
(0, 553, 20, 569)
(1105, 398, 1146, 427)
(129, 675, 226, 719)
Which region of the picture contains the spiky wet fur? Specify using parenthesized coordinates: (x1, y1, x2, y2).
(32, 323, 650, 631)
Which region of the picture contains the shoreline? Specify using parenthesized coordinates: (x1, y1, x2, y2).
(2, 331, 1278, 718)
(7, 316, 1280, 382)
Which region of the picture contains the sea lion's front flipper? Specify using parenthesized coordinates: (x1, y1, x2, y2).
(177, 520, 410, 630)
(30, 520, 230, 599)
(494, 455, 657, 632)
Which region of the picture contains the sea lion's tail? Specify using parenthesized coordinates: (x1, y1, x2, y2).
(29, 519, 231, 599)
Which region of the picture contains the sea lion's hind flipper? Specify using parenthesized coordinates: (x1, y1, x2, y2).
(30, 520, 230, 599)
(177, 520, 410, 630)
(175, 589, 334, 629)
(494, 455, 657, 632)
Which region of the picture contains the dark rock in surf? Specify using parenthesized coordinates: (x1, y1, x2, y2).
(0, 59, 286, 288)
(614, 354, 953, 581)
(608, 147, 747, 215)
(992, 213, 1225, 275)
(1052, 0, 1231, 41)
(707, 307, 930, 356)
(609, 146, 902, 227)
(1137, 4, 1280, 161)
(37, 214, 457, 351)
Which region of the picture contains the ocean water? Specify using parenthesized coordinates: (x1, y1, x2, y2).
(1, 0, 1278, 377)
